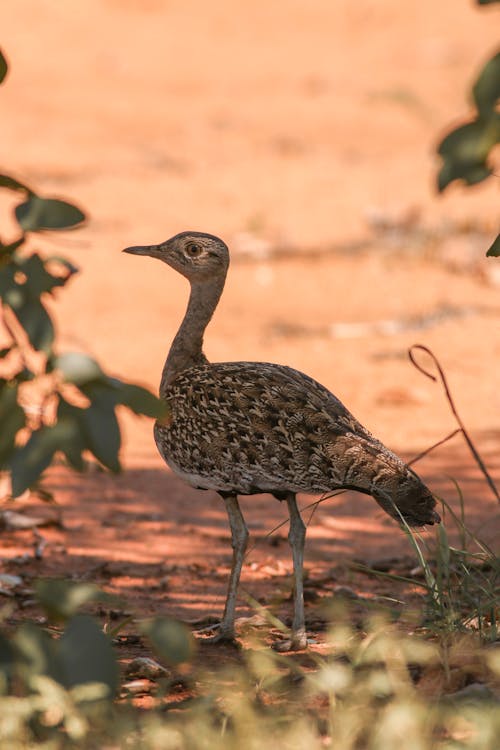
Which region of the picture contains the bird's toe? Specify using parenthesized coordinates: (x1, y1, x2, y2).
(198, 629, 241, 649)
(272, 632, 308, 652)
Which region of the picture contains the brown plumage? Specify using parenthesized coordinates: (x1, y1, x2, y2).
(123, 231, 440, 650)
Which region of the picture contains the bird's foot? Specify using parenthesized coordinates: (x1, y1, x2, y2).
(272, 630, 308, 652)
(196, 626, 241, 649)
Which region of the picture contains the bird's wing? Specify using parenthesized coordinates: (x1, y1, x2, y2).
(158, 361, 397, 492)
(206, 361, 383, 443)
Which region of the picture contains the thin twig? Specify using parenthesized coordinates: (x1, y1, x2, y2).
(243, 421, 462, 561)
(407, 428, 461, 467)
(305, 498, 323, 527)
(242, 345, 498, 575)
(409, 344, 500, 504)
(243, 490, 345, 561)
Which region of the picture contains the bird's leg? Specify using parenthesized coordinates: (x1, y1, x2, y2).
(220, 494, 249, 637)
(274, 492, 308, 651)
(204, 493, 248, 645)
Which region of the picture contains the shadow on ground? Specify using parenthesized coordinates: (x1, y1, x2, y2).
(2, 431, 498, 633)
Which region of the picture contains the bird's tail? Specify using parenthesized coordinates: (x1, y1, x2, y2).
(327, 434, 440, 527)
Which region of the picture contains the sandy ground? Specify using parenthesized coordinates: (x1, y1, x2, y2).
(1, 1, 499, 646)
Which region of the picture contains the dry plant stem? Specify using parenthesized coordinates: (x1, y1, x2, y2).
(243, 491, 345, 561)
(244, 419, 463, 565)
(409, 344, 500, 504)
(407, 429, 461, 467)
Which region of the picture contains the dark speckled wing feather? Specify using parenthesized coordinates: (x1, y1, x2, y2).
(126, 230, 440, 651)
(154, 361, 438, 526)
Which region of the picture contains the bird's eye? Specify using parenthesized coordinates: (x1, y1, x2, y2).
(185, 242, 202, 257)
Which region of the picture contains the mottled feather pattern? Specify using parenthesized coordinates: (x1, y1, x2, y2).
(155, 361, 438, 526)
(124, 230, 439, 650)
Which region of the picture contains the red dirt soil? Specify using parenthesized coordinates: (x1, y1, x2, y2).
(1, 1, 499, 655)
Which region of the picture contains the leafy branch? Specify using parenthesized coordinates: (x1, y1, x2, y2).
(0, 48, 165, 499)
(435, 2, 499, 256)
(437, 51, 500, 196)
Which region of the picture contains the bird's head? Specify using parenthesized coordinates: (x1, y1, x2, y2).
(123, 231, 230, 282)
(371, 466, 441, 528)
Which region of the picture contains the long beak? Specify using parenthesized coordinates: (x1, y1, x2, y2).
(122, 244, 161, 257)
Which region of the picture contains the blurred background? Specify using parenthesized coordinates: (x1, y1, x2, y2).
(1, 0, 498, 460)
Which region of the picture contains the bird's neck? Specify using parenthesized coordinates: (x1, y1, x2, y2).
(160, 275, 225, 394)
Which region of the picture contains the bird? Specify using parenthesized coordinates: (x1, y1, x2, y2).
(123, 231, 440, 651)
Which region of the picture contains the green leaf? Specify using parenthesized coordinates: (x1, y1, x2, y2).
(56, 354, 164, 467)
(74, 381, 122, 471)
(7, 296, 54, 353)
(14, 196, 86, 232)
(46, 255, 79, 279)
(0, 383, 25, 465)
(141, 617, 195, 666)
(0, 632, 15, 683)
(0, 173, 33, 194)
(486, 233, 500, 257)
(0, 237, 24, 257)
(438, 161, 491, 192)
(80, 399, 121, 473)
(473, 52, 500, 116)
(13, 622, 65, 685)
(59, 615, 118, 695)
(55, 352, 105, 387)
(18, 367, 36, 382)
(0, 263, 17, 299)
(0, 255, 70, 353)
(10, 420, 80, 496)
(19, 253, 67, 296)
(57, 357, 165, 419)
(57, 398, 87, 471)
(437, 115, 500, 191)
(477, 0, 500, 4)
(35, 579, 108, 622)
(111, 380, 167, 418)
(56, 358, 163, 471)
(0, 49, 8, 85)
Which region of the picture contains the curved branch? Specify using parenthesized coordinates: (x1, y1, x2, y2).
(409, 344, 499, 504)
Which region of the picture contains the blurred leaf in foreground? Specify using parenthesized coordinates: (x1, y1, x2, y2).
(19, 253, 69, 296)
(15, 196, 86, 232)
(0, 383, 25, 466)
(34, 579, 111, 622)
(0, 253, 76, 355)
(55, 353, 167, 419)
(436, 115, 500, 192)
(14, 622, 65, 684)
(79, 384, 122, 473)
(472, 51, 500, 116)
(436, 47, 500, 198)
(0, 173, 32, 194)
(55, 352, 105, 387)
(142, 616, 196, 666)
(10, 421, 79, 496)
(59, 615, 118, 695)
(0, 49, 8, 85)
(110, 379, 168, 418)
(13, 611, 118, 699)
(486, 234, 500, 257)
(0, 50, 171, 501)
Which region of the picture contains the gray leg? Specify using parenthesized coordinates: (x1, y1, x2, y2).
(275, 493, 308, 651)
(217, 493, 249, 641)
